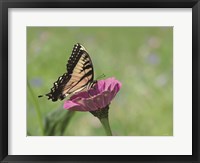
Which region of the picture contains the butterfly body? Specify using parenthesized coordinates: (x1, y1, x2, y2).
(39, 43, 95, 102)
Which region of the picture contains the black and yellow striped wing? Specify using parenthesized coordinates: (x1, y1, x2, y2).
(39, 43, 94, 102)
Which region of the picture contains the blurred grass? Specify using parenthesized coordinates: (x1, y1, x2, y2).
(27, 27, 173, 136)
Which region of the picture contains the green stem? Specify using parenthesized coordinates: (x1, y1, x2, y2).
(99, 117, 112, 136)
(27, 80, 44, 135)
(60, 111, 75, 135)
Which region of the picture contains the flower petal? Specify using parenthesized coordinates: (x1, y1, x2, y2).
(93, 93, 106, 109)
(80, 98, 98, 111)
(102, 91, 112, 107)
(95, 79, 106, 92)
(70, 91, 90, 100)
(110, 82, 122, 99)
(63, 100, 87, 111)
(63, 77, 122, 111)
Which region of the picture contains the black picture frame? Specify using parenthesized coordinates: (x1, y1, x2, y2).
(0, 0, 199, 162)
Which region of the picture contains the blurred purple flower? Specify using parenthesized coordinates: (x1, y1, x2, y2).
(147, 53, 160, 65)
(30, 78, 43, 87)
(63, 77, 122, 112)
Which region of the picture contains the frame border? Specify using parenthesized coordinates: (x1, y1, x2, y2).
(0, 0, 199, 162)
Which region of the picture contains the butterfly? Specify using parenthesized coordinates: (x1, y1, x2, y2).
(38, 43, 95, 102)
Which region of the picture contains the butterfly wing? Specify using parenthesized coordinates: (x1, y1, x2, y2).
(45, 73, 70, 101)
(43, 43, 94, 102)
(65, 43, 94, 92)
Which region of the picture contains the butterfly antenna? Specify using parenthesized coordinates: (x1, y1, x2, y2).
(38, 93, 50, 98)
(96, 73, 106, 80)
(38, 95, 43, 98)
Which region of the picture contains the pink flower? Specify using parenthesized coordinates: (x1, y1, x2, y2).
(63, 77, 122, 112)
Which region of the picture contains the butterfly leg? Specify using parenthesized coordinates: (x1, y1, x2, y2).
(87, 81, 97, 97)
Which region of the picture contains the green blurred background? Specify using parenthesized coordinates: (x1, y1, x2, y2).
(27, 27, 173, 136)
